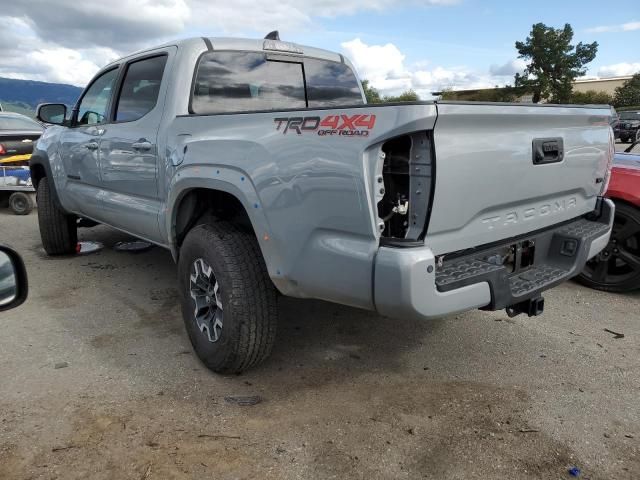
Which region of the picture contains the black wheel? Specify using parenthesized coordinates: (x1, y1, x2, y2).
(621, 135, 629, 143)
(36, 179, 77, 255)
(8, 192, 34, 215)
(178, 222, 278, 373)
(577, 202, 640, 292)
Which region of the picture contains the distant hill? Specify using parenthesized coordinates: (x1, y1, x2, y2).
(0, 77, 83, 115)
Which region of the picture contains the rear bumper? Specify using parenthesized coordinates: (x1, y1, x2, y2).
(373, 198, 614, 320)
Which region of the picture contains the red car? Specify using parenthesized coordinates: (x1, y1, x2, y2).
(578, 143, 640, 291)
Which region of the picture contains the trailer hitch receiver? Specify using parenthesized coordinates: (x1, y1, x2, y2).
(506, 296, 545, 318)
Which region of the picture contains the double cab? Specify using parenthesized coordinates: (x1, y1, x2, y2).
(32, 35, 615, 373)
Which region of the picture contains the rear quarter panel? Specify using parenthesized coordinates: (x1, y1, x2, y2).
(163, 104, 437, 309)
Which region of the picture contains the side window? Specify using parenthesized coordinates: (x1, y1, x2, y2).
(305, 58, 364, 107)
(77, 68, 119, 126)
(191, 52, 306, 114)
(115, 55, 167, 122)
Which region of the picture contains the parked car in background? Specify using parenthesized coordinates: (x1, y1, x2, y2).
(616, 110, 640, 143)
(0, 112, 41, 214)
(578, 141, 640, 291)
(610, 109, 620, 140)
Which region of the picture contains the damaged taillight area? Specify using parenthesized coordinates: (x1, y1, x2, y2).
(376, 131, 434, 242)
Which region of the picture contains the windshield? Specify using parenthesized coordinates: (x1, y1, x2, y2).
(0, 115, 43, 131)
(619, 112, 640, 120)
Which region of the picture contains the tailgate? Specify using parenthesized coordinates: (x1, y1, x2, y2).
(426, 102, 613, 255)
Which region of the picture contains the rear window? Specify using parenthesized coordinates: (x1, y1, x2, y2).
(190, 51, 363, 114)
(0, 115, 43, 131)
(191, 52, 306, 114)
(305, 58, 363, 107)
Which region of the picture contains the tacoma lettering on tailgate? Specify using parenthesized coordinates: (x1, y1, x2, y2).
(481, 197, 578, 230)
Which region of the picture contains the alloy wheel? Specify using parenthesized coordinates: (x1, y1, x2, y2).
(189, 258, 223, 342)
(581, 209, 640, 287)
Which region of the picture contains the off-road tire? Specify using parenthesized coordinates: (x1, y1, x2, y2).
(178, 222, 278, 373)
(9, 192, 34, 215)
(36, 179, 77, 255)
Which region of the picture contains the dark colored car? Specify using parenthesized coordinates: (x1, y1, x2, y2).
(578, 142, 640, 291)
(616, 110, 640, 143)
(0, 112, 44, 164)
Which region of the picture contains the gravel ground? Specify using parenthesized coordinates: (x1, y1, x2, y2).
(0, 211, 638, 480)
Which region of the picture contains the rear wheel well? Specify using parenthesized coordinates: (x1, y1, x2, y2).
(174, 189, 255, 248)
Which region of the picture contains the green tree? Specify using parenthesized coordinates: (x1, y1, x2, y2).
(361, 80, 420, 103)
(384, 89, 420, 102)
(439, 86, 519, 102)
(614, 73, 640, 108)
(361, 79, 382, 104)
(514, 23, 598, 103)
(569, 90, 613, 105)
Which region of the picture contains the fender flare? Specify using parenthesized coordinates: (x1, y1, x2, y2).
(164, 165, 286, 284)
(29, 151, 68, 213)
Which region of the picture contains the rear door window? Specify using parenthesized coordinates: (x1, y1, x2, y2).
(304, 58, 363, 107)
(192, 52, 306, 114)
(115, 55, 167, 122)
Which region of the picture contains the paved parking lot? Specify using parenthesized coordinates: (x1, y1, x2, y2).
(0, 211, 638, 479)
(616, 140, 639, 153)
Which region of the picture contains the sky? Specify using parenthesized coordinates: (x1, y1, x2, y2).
(0, 0, 638, 98)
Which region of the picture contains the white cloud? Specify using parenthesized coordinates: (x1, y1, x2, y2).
(489, 59, 526, 76)
(25, 48, 120, 85)
(597, 62, 640, 78)
(342, 38, 519, 98)
(1, 0, 460, 86)
(586, 21, 640, 33)
(0, 16, 120, 86)
(341, 38, 408, 87)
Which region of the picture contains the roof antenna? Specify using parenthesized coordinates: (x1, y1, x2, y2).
(264, 31, 280, 41)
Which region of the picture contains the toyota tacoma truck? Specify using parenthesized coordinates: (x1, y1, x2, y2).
(31, 35, 615, 373)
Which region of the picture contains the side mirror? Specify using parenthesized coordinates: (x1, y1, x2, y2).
(36, 103, 67, 126)
(0, 246, 28, 312)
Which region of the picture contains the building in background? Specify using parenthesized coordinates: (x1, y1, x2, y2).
(433, 75, 633, 102)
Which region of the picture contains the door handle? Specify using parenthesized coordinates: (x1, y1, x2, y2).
(85, 141, 99, 150)
(132, 140, 153, 151)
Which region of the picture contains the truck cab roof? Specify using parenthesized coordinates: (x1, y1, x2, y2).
(105, 37, 345, 69)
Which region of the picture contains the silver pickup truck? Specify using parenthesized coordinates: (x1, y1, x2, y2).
(31, 35, 615, 373)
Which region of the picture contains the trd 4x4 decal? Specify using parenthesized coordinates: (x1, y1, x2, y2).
(274, 114, 377, 136)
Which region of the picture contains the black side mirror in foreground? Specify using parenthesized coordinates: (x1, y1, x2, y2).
(0, 245, 28, 312)
(36, 103, 67, 126)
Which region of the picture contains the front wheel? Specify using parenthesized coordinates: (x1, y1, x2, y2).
(178, 222, 278, 373)
(36, 179, 77, 255)
(577, 202, 640, 292)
